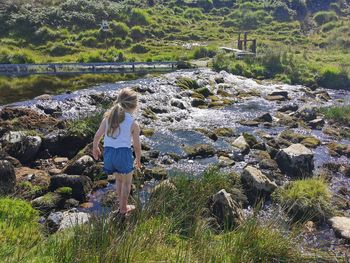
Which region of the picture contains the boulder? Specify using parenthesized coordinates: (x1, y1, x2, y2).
(259, 159, 278, 170)
(231, 136, 250, 154)
(184, 144, 215, 158)
(0, 160, 16, 195)
(255, 113, 273, 123)
(64, 155, 94, 175)
(58, 210, 90, 231)
(308, 118, 325, 129)
(269, 91, 289, 99)
(49, 174, 92, 201)
(208, 189, 244, 230)
(31, 192, 65, 212)
(170, 99, 186, 109)
(42, 129, 89, 158)
(295, 107, 317, 121)
(242, 166, 277, 194)
(275, 144, 314, 177)
(329, 217, 350, 241)
(1, 131, 41, 163)
(46, 211, 64, 233)
(277, 104, 298, 112)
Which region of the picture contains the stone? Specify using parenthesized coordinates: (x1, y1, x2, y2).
(275, 144, 314, 177)
(64, 155, 94, 175)
(1, 131, 42, 163)
(239, 120, 260, 127)
(49, 174, 92, 201)
(300, 137, 321, 148)
(295, 107, 317, 121)
(15, 167, 50, 190)
(170, 99, 186, 109)
(218, 156, 235, 167)
(327, 142, 350, 158)
(144, 166, 167, 180)
(54, 157, 69, 164)
(329, 217, 350, 241)
(242, 166, 277, 194)
(265, 95, 286, 101)
(208, 189, 244, 230)
(184, 144, 215, 158)
(31, 192, 65, 212)
(231, 136, 249, 154)
(259, 159, 278, 170)
(0, 160, 16, 195)
(214, 127, 235, 137)
(58, 210, 90, 231)
(43, 129, 89, 158)
(269, 91, 288, 99)
(277, 104, 298, 112)
(191, 98, 207, 107)
(46, 211, 64, 233)
(308, 118, 325, 129)
(255, 113, 273, 123)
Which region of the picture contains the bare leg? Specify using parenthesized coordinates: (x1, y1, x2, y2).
(115, 173, 123, 210)
(118, 172, 133, 214)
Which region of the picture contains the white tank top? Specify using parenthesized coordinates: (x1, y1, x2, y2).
(104, 112, 134, 149)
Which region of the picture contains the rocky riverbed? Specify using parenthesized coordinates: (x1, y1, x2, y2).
(0, 68, 349, 256)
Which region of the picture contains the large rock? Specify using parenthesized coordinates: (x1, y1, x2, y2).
(47, 210, 90, 232)
(1, 131, 41, 163)
(231, 135, 250, 154)
(329, 217, 350, 241)
(0, 160, 16, 195)
(208, 189, 244, 230)
(49, 174, 92, 201)
(295, 107, 317, 121)
(242, 166, 277, 194)
(276, 144, 314, 177)
(184, 144, 215, 158)
(31, 192, 65, 212)
(64, 155, 94, 175)
(42, 129, 89, 158)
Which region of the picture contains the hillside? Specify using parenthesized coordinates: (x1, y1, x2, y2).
(0, 0, 349, 104)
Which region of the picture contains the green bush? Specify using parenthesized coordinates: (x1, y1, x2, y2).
(272, 178, 333, 222)
(47, 42, 78, 56)
(318, 66, 350, 90)
(184, 8, 204, 20)
(130, 26, 145, 41)
(313, 11, 338, 25)
(110, 21, 130, 39)
(321, 105, 350, 125)
(0, 48, 35, 64)
(130, 44, 149, 54)
(193, 46, 217, 59)
(129, 8, 152, 26)
(80, 36, 98, 47)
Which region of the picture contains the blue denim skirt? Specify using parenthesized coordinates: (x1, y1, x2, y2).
(103, 147, 134, 175)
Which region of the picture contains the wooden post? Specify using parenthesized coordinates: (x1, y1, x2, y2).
(237, 32, 242, 50)
(244, 32, 248, 50)
(252, 39, 257, 54)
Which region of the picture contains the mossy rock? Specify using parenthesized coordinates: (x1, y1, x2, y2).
(301, 137, 321, 148)
(208, 95, 220, 101)
(142, 108, 157, 120)
(144, 166, 167, 180)
(141, 128, 155, 137)
(214, 127, 235, 137)
(191, 92, 205, 100)
(191, 98, 207, 108)
(15, 181, 45, 200)
(272, 178, 333, 223)
(197, 87, 213, 97)
(195, 128, 218, 141)
(242, 133, 258, 147)
(55, 187, 73, 198)
(217, 89, 232, 97)
(222, 99, 235, 105)
(327, 142, 350, 157)
(31, 192, 65, 212)
(208, 101, 224, 108)
(184, 144, 215, 158)
(176, 77, 200, 90)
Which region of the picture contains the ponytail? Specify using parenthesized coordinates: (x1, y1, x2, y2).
(104, 88, 138, 138)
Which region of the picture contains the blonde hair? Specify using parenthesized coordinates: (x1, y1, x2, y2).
(104, 88, 138, 138)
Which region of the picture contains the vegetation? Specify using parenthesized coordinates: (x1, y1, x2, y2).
(272, 178, 333, 223)
(0, 169, 339, 262)
(320, 105, 350, 125)
(0, 0, 349, 104)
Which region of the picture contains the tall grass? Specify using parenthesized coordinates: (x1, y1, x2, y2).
(321, 105, 350, 125)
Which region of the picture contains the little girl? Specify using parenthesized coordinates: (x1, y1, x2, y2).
(92, 88, 141, 216)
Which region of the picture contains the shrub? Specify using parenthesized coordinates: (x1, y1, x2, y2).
(193, 46, 217, 59)
(184, 8, 204, 20)
(47, 42, 77, 56)
(80, 36, 98, 47)
(0, 48, 35, 64)
(176, 77, 200, 89)
(130, 44, 149, 54)
(110, 21, 129, 39)
(130, 26, 145, 41)
(313, 11, 338, 25)
(129, 8, 152, 26)
(320, 105, 350, 125)
(272, 178, 333, 222)
(317, 66, 350, 90)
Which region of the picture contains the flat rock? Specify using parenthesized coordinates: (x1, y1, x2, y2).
(58, 210, 90, 231)
(329, 216, 350, 241)
(242, 166, 277, 193)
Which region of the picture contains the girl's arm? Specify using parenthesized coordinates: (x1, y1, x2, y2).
(132, 121, 142, 169)
(92, 118, 106, 160)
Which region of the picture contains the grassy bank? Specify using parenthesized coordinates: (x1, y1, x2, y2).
(0, 168, 341, 262)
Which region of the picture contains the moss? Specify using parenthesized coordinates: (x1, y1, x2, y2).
(217, 89, 233, 97)
(55, 187, 73, 198)
(176, 77, 200, 90)
(31, 192, 63, 211)
(214, 127, 235, 137)
(16, 181, 45, 199)
(327, 142, 350, 157)
(191, 92, 205, 100)
(242, 133, 258, 147)
(141, 128, 155, 137)
(208, 95, 220, 101)
(208, 101, 224, 108)
(196, 87, 213, 97)
(222, 98, 235, 105)
(272, 178, 333, 222)
(280, 130, 320, 148)
(144, 166, 168, 180)
(142, 108, 158, 120)
(300, 137, 321, 148)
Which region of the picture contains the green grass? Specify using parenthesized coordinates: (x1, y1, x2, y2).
(272, 178, 333, 223)
(320, 105, 350, 125)
(0, 168, 342, 262)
